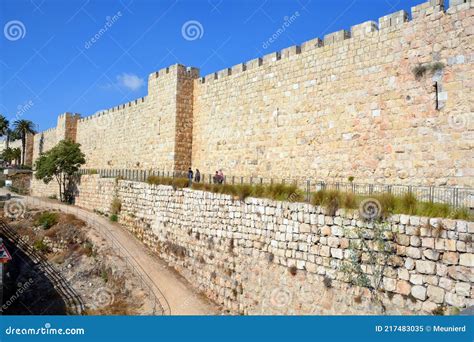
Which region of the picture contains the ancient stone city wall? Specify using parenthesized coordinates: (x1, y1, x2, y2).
(71, 174, 472, 315)
(10, 0, 474, 188)
(192, 1, 473, 187)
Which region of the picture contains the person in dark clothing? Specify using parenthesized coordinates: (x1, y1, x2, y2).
(194, 169, 201, 183)
(213, 171, 219, 184)
(187, 168, 194, 186)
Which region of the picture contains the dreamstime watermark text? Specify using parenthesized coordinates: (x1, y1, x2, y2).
(262, 11, 300, 49)
(5, 323, 85, 336)
(84, 11, 123, 49)
(0, 278, 34, 313)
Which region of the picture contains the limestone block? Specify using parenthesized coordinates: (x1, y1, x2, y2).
(427, 285, 445, 303)
(459, 253, 473, 267)
(416, 260, 437, 274)
(323, 30, 350, 45)
(455, 282, 471, 297)
(411, 285, 427, 300)
(396, 280, 411, 295)
(423, 249, 440, 261)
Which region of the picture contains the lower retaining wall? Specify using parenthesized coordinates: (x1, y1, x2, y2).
(30, 177, 59, 198)
(39, 175, 474, 314)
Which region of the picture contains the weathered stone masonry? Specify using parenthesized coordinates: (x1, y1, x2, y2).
(18, 0, 474, 188)
(71, 174, 473, 314)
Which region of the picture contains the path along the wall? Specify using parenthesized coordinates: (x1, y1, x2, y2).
(1, 189, 218, 315)
(68, 175, 473, 315)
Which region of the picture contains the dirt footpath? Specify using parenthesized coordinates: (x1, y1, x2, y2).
(2, 189, 219, 315)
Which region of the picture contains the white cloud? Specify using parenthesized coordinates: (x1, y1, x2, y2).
(116, 73, 144, 91)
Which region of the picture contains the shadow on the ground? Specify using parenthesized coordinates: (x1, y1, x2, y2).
(1, 234, 68, 315)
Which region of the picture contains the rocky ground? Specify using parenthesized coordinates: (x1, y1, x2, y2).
(1, 207, 155, 315)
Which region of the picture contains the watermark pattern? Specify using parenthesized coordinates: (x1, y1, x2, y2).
(0, 278, 34, 313)
(92, 287, 115, 308)
(84, 11, 123, 49)
(4, 20, 26, 41)
(16, 100, 35, 118)
(181, 20, 204, 41)
(4, 199, 27, 219)
(92, 111, 113, 130)
(262, 12, 300, 49)
(5, 323, 85, 336)
(448, 113, 469, 131)
(358, 198, 382, 220)
(269, 287, 292, 308)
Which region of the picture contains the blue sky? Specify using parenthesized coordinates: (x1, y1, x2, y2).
(0, 0, 429, 131)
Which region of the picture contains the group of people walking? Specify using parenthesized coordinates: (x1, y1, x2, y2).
(187, 168, 225, 184)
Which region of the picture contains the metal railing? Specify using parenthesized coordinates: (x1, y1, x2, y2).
(79, 168, 474, 209)
(22, 196, 171, 315)
(0, 219, 85, 314)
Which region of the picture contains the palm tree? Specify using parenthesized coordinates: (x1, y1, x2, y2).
(6, 128, 20, 148)
(13, 119, 36, 166)
(11, 147, 21, 165)
(0, 114, 8, 138)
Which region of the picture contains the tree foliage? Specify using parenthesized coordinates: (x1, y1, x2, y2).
(0, 114, 9, 137)
(13, 119, 36, 165)
(1, 147, 21, 164)
(34, 139, 85, 203)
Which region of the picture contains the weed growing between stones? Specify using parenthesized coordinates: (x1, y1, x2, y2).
(340, 222, 396, 313)
(110, 197, 122, 215)
(323, 276, 332, 289)
(412, 62, 444, 80)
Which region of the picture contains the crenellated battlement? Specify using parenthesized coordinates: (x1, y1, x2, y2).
(21, 0, 473, 186)
(194, 0, 472, 85)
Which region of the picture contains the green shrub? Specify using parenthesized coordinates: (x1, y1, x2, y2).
(35, 212, 59, 229)
(191, 183, 205, 191)
(251, 184, 266, 198)
(109, 214, 118, 222)
(413, 64, 427, 79)
(311, 189, 341, 215)
(400, 192, 417, 215)
(236, 184, 253, 200)
(147, 175, 188, 188)
(110, 197, 122, 215)
(48, 194, 58, 200)
(172, 177, 189, 189)
(374, 193, 396, 218)
(311, 190, 326, 206)
(343, 192, 358, 209)
(450, 207, 471, 220)
(33, 239, 49, 253)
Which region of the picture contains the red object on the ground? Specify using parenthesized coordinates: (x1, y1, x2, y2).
(0, 243, 11, 263)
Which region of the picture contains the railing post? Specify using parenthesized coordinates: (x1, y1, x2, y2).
(306, 180, 310, 203)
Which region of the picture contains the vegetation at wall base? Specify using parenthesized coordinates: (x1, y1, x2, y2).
(143, 175, 473, 220)
(35, 211, 59, 229)
(311, 189, 472, 221)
